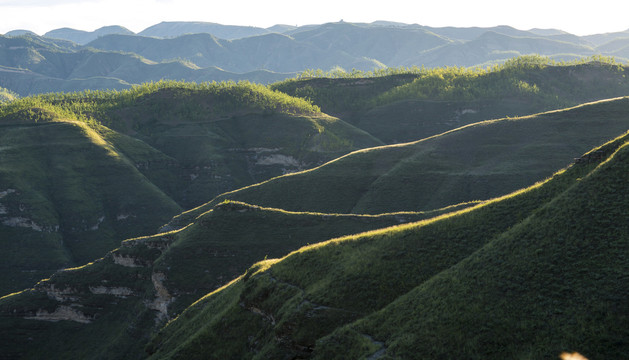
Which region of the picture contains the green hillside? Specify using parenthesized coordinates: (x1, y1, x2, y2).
(170, 96, 629, 226)
(145, 127, 629, 360)
(37, 81, 381, 208)
(1, 52, 628, 359)
(0, 201, 430, 359)
(273, 58, 629, 144)
(0, 105, 183, 295)
(0, 82, 381, 294)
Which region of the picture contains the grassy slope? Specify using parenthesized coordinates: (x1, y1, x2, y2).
(45, 83, 382, 208)
(0, 105, 183, 295)
(0, 82, 383, 294)
(0, 202, 431, 359)
(273, 61, 629, 144)
(317, 136, 629, 359)
(146, 127, 629, 360)
(170, 96, 629, 226)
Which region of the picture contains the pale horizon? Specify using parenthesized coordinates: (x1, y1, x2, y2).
(1, 0, 628, 37)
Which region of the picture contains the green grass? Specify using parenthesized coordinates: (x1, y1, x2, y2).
(0, 108, 182, 295)
(273, 57, 629, 144)
(146, 125, 629, 360)
(0, 81, 383, 294)
(169, 96, 629, 227)
(0, 199, 437, 359)
(2, 59, 629, 359)
(316, 136, 629, 359)
(23, 81, 381, 208)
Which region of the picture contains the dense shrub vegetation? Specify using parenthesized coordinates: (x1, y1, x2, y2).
(272, 55, 627, 113)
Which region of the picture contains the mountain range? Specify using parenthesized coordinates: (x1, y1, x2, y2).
(3, 21, 629, 96)
(0, 58, 628, 358)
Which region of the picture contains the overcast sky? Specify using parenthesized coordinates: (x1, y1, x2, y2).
(1, 0, 628, 36)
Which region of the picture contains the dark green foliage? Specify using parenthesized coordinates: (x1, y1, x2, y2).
(0, 81, 377, 294)
(147, 130, 629, 360)
(0, 115, 182, 295)
(0, 201, 428, 359)
(28, 81, 378, 208)
(2, 56, 629, 360)
(274, 57, 629, 143)
(170, 96, 629, 227)
(317, 138, 629, 359)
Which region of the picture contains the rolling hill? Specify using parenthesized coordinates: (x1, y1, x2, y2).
(0, 81, 381, 295)
(1, 54, 629, 359)
(169, 96, 629, 226)
(272, 58, 629, 144)
(44, 25, 134, 45)
(287, 22, 451, 66)
(0, 201, 430, 359)
(137, 21, 271, 40)
(0, 34, 294, 96)
(144, 127, 629, 360)
(0, 108, 182, 297)
(407, 30, 597, 67)
(4, 103, 627, 359)
(86, 32, 384, 74)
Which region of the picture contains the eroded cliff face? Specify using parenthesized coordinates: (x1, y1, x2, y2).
(146, 272, 174, 321)
(24, 305, 92, 324)
(4, 233, 181, 327)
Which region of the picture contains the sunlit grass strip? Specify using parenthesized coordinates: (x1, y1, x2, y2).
(0, 289, 27, 300)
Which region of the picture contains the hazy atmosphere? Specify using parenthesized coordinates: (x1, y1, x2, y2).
(1, 1, 629, 359)
(1, 0, 628, 35)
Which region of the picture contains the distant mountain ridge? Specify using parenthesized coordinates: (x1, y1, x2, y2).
(2, 21, 629, 96)
(138, 21, 272, 39)
(44, 25, 134, 45)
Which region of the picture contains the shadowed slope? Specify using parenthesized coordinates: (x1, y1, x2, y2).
(315, 134, 629, 359)
(0, 82, 382, 294)
(170, 96, 629, 226)
(146, 129, 629, 360)
(273, 60, 629, 144)
(38, 82, 382, 208)
(0, 201, 429, 359)
(0, 111, 182, 295)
